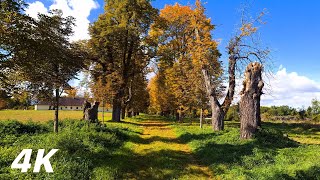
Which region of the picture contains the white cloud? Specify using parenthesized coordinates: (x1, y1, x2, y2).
(229, 66, 320, 108)
(261, 66, 320, 108)
(25, 1, 48, 19)
(26, 0, 99, 41)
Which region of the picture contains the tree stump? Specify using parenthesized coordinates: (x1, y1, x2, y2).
(83, 101, 100, 123)
(83, 100, 91, 120)
(239, 62, 264, 139)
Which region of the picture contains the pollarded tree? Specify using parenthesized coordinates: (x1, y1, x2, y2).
(89, 0, 158, 122)
(239, 62, 264, 139)
(192, 0, 269, 131)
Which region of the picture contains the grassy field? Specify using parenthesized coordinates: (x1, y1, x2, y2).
(173, 121, 320, 179)
(0, 113, 319, 179)
(0, 110, 111, 122)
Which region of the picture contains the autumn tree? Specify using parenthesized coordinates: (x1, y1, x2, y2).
(89, 0, 158, 122)
(148, 74, 176, 116)
(90, 76, 113, 123)
(191, 0, 269, 131)
(126, 73, 150, 117)
(64, 87, 78, 98)
(149, 3, 212, 121)
(190, 0, 225, 130)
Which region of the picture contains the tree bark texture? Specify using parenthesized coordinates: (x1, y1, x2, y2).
(240, 62, 264, 139)
(202, 69, 224, 131)
(112, 90, 123, 122)
(210, 97, 224, 131)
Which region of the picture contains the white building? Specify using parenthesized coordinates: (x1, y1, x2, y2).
(35, 97, 111, 112)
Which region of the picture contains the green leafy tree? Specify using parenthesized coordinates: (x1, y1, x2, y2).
(26, 11, 85, 132)
(89, 0, 158, 122)
(0, 0, 34, 84)
(311, 98, 320, 116)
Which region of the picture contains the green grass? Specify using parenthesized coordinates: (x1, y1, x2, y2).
(0, 118, 143, 179)
(0, 110, 112, 122)
(1, 113, 319, 179)
(173, 121, 320, 180)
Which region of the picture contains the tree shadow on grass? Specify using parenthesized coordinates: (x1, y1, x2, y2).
(98, 148, 211, 180)
(271, 165, 320, 180)
(174, 124, 301, 177)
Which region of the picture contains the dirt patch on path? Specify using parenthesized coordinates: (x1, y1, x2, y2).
(124, 119, 213, 179)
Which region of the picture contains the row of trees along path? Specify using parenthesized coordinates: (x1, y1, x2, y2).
(1, 0, 268, 138)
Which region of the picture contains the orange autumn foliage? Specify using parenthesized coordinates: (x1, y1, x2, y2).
(148, 1, 221, 117)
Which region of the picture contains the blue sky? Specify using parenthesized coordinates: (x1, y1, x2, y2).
(24, 0, 320, 107)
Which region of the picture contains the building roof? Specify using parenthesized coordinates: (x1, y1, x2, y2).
(37, 97, 86, 106)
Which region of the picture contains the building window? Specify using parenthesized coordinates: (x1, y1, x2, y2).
(76, 107, 78, 109)
(70, 107, 72, 109)
(61, 107, 62, 110)
(65, 107, 67, 109)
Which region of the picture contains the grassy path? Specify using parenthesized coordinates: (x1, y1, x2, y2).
(122, 117, 212, 179)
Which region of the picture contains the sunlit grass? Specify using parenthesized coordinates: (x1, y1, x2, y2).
(173, 121, 320, 179)
(0, 110, 112, 122)
(0, 113, 319, 179)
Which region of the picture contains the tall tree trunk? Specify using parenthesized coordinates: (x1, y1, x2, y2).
(102, 100, 105, 124)
(202, 69, 224, 131)
(211, 97, 224, 131)
(200, 108, 203, 128)
(175, 110, 179, 121)
(121, 106, 126, 119)
(179, 110, 183, 123)
(54, 88, 59, 133)
(112, 90, 123, 122)
(127, 108, 133, 117)
(240, 62, 264, 139)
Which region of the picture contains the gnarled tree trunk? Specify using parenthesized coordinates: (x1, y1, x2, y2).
(240, 62, 264, 139)
(84, 101, 100, 123)
(202, 69, 224, 131)
(211, 99, 224, 131)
